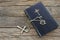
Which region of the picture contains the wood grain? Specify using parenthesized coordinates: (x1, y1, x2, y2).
(0, 6, 60, 17)
(0, 0, 59, 6)
(0, 36, 60, 40)
(0, 17, 59, 28)
(0, 17, 29, 27)
(0, 0, 60, 40)
(0, 6, 29, 17)
(0, 28, 59, 37)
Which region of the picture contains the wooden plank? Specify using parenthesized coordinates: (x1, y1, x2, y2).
(0, 0, 37, 7)
(0, 28, 60, 37)
(0, 17, 30, 27)
(0, 36, 60, 40)
(0, 0, 59, 7)
(0, 6, 60, 17)
(0, 17, 59, 28)
(54, 18, 60, 26)
(0, 0, 35, 2)
(41, 36, 60, 40)
(37, 0, 60, 7)
(43, 7, 60, 18)
(0, 6, 29, 17)
(55, 0, 60, 6)
(51, 7, 60, 18)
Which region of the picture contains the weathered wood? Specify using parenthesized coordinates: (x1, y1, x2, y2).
(0, 36, 58, 40)
(0, 28, 60, 37)
(1, 36, 60, 40)
(0, 0, 60, 40)
(41, 36, 60, 40)
(0, 0, 59, 6)
(0, 6, 27, 17)
(0, 6, 60, 17)
(51, 7, 60, 18)
(37, 0, 60, 7)
(0, 17, 28, 27)
(0, 17, 59, 28)
(0, 36, 60, 40)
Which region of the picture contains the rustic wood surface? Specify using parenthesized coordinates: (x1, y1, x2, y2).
(0, 0, 60, 40)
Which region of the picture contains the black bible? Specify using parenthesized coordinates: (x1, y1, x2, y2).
(24, 2, 58, 36)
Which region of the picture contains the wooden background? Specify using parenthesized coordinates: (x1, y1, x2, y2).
(0, 0, 60, 40)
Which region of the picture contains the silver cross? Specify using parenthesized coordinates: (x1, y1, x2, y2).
(35, 9, 40, 15)
(17, 26, 29, 33)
